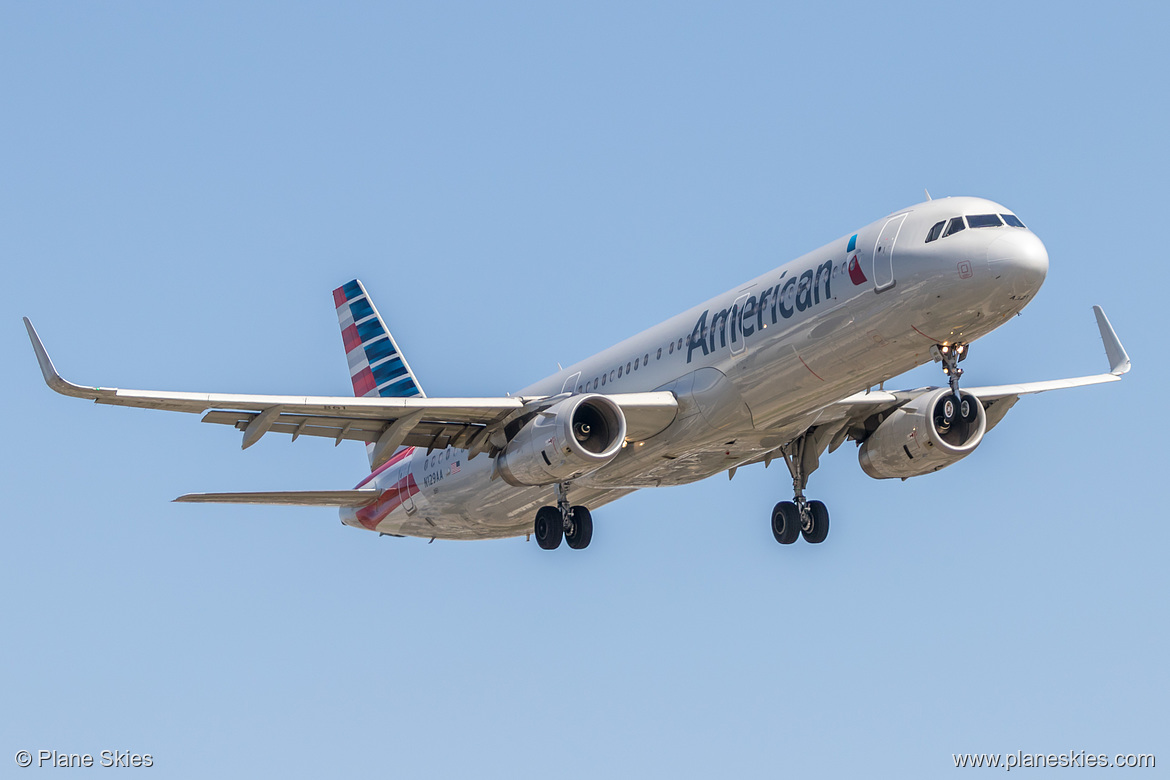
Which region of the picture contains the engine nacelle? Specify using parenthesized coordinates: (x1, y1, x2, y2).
(858, 389, 987, 479)
(497, 394, 627, 487)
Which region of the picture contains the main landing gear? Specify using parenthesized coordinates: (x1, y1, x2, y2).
(931, 342, 977, 431)
(772, 430, 830, 545)
(534, 482, 593, 550)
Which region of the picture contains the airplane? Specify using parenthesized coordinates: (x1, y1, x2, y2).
(25, 195, 1131, 550)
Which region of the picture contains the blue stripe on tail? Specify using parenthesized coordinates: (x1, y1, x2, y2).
(333, 279, 426, 401)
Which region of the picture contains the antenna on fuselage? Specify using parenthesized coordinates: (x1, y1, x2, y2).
(924, 188, 932, 201)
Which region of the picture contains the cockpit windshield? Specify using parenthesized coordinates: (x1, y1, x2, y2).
(926, 212, 1027, 242)
(967, 214, 1002, 228)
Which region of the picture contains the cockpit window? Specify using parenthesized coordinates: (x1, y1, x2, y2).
(967, 214, 1003, 229)
(943, 216, 966, 237)
(1001, 214, 1026, 228)
(925, 221, 945, 243)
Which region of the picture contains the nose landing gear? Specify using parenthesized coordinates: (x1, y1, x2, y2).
(932, 342, 969, 395)
(931, 342, 976, 430)
(533, 481, 593, 550)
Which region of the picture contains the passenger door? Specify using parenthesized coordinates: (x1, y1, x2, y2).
(396, 463, 416, 515)
(729, 293, 750, 357)
(873, 214, 908, 292)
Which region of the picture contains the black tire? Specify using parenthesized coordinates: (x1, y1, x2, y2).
(802, 500, 829, 544)
(960, 395, 979, 424)
(534, 506, 563, 550)
(566, 506, 593, 549)
(771, 501, 801, 545)
(940, 396, 957, 423)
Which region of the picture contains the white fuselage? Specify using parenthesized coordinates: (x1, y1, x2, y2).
(341, 196, 1049, 539)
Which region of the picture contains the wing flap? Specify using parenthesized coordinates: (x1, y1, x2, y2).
(174, 490, 382, 507)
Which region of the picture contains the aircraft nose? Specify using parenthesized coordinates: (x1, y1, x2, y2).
(987, 230, 1048, 296)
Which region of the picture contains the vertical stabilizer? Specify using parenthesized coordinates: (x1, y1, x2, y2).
(333, 279, 425, 468)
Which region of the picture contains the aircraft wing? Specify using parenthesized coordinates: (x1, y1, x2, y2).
(961, 306, 1130, 399)
(819, 305, 1130, 446)
(24, 318, 678, 467)
(733, 305, 1132, 473)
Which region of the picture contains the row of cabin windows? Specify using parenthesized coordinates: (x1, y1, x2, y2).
(925, 213, 1026, 243)
(424, 448, 456, 470)
(577, 336, 687, 393)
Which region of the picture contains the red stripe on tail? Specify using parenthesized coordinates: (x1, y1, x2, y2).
(351, 367, 377, 396)
(342, 324, 362, 353)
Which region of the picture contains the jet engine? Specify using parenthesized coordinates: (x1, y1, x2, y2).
(858, 388, 987, 479)
(497, 394, 627, 487)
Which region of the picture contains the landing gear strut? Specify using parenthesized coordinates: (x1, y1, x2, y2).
(772, 430, 830, 545)
(533, 482, 593, 550)
(931, 343, 977, 430)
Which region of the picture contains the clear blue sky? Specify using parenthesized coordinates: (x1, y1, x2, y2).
(2, 3, 1165, 777)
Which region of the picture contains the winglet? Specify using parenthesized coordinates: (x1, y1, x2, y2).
(23, 318, 101, 399)
(1092, 306, 1131, 376)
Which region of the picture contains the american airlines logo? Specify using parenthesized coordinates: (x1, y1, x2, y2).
(687, 249, 862, 364)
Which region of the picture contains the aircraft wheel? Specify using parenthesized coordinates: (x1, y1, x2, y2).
(771, 501, 801, 545)
(565, 506, 593, 549)
(960, 396, 979, 424)
(534, 506, 563, 550)
(802, 500, 829, 544)
(936, 395, 957, 430)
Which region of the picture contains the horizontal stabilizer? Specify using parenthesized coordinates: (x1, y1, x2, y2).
(173, 490, 382, 507)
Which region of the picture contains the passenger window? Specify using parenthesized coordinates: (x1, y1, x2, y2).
(634, 358, 640, 370)
(657, 348, 662, 360)
(1002, 214, 1026, 228)
(626, 361, 632, 373)
(593, 378, 598, 390)
(644, 353, 649, 365)
(967, 214, 1002, 228)
(925, 221, 945, 243)
(678, 338, 684, 350)
(610, 370, 616, 382)
(944, 217, 966, 237)
(617, 365, 623, 378)
(601, 374, 606, 386)
(668, 342, 674, 354)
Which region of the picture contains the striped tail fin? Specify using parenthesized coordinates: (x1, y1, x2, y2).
(333, 280, 425, 467)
